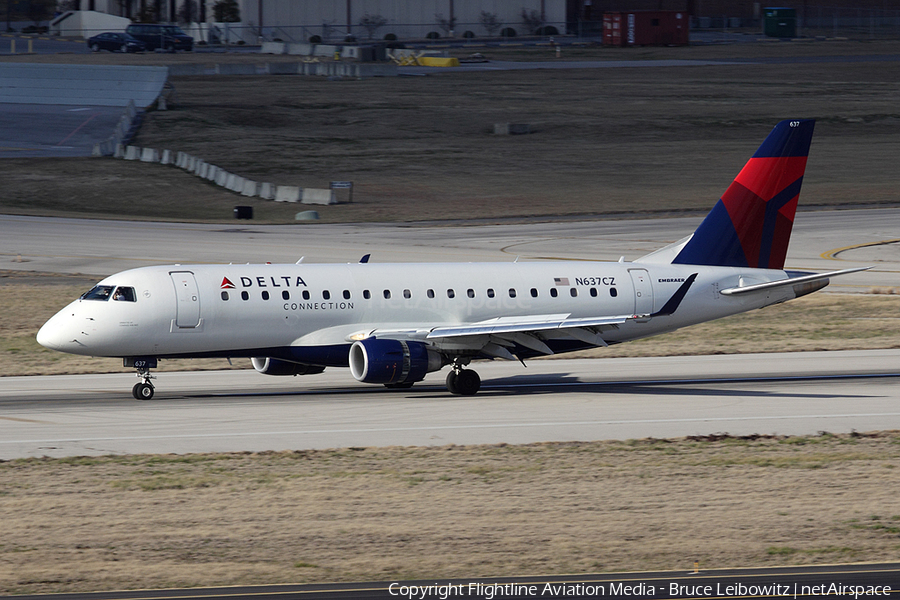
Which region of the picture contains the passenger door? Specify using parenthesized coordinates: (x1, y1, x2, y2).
(170, 271, 201, 329)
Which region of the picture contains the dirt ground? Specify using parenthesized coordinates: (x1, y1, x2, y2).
(2, 433, 900, 594)
(2, 42, 900, 223)
(3, 43, 900, 594)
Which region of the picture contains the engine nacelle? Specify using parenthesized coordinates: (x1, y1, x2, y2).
(349, 339, 443, 384)
(251, 357, 325, 376)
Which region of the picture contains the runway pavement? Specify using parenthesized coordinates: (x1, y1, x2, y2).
(0, 207, 896, 292)
(1, 350, 897, 459)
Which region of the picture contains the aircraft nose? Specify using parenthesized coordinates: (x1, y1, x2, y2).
(36, 315, 66, 351)
(36, 309, 87, 353)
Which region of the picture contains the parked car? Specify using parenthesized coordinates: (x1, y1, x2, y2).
(87, 32, 147, 53)
(125, 23, 193, 51)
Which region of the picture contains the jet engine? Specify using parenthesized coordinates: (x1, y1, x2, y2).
(251, 357, 325, 376)
(349, 339, 443, 384)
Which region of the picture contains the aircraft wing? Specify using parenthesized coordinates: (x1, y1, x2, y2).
(719, 267, 870, 296)
(426, 314, 630, 338)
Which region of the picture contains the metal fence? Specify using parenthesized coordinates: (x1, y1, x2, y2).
(692, 7, 900, 40)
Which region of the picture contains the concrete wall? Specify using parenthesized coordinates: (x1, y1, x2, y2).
(240, 0, 565, 40)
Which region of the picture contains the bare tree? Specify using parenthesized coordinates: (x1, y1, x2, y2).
(520, 8, 543, 33)
(479, 11, 501, 36)
(358, 13, 386, 40)
(435, 12, 456, 35)
(212, 0, 239, 22)
(27, 0, 54, 24)
(177, 0, 197, 24)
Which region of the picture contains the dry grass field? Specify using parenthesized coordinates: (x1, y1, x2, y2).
(2, 42, 900, 595)
(3, 433, 900, 594)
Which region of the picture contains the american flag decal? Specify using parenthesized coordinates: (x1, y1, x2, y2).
(554, 277, 570, 286)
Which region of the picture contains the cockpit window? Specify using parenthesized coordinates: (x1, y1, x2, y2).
(80, 285, 115, 301)
(113, 286, 136, 302)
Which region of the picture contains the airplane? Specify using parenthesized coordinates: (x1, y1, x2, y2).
(37, 119, 868, 400)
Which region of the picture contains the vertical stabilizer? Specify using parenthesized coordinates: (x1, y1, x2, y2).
(672, 119, 815, 269)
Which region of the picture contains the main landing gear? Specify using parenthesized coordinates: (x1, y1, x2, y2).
(446, 360, 481, 396)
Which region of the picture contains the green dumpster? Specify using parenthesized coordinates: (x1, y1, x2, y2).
(763, 7, 797, 38)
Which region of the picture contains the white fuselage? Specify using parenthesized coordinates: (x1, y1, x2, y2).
(37, 260, 797, 365)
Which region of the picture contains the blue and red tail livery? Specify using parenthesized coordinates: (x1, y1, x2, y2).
(673, 119, 815, 270)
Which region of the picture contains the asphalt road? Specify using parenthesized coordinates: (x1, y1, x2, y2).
(2, 562, 897, 599)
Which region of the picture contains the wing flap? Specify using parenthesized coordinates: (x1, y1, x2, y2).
(426, 314, 630, 340)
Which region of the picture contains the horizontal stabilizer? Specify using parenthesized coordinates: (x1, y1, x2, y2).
(719, 267, 870, 296)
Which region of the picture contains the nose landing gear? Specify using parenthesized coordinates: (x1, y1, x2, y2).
(126, 358, 158, 400)
(133, 378, 154, 400)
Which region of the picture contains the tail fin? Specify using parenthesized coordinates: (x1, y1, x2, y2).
(672, 119, 815, 269)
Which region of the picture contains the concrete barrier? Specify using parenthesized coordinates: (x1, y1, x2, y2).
(215, 169, 228, 186)
(160, 149, 173, 165)
(226, 174, 244, 191)
(313, 44, 340, 57)
(261, 41, 285, 54)
(139, 147, 157, 162)
(241, 180, 258, 197)
(302, 188, 337, 205)
(275, 185, 301, 202)
(259, 182, 275, 200)
(114, 143, 125, 158)
(124, 145, 140, 160)
(197, 162, 209, 178)
(286, 43, 312, 55)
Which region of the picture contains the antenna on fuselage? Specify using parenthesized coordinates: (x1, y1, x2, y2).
(359, 254, 371, 264)
(296, 257, 305, 264)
